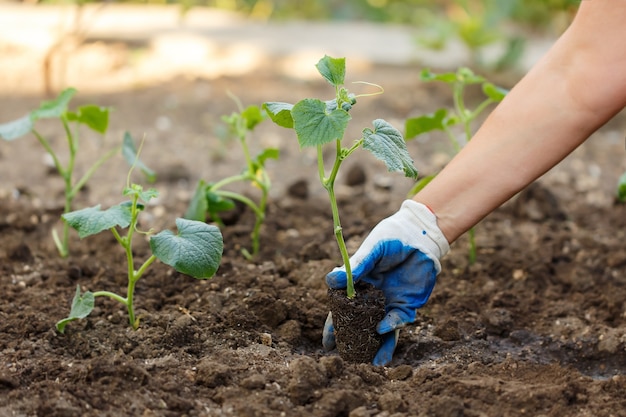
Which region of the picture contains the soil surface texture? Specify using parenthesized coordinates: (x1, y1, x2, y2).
(2, 15, 626, 416)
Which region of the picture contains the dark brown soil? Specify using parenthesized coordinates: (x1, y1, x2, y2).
(2, 61, 626, 417)
(328, 283, 386, 364)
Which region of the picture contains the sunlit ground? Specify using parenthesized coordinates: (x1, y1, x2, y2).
(0, 3, 553, 96)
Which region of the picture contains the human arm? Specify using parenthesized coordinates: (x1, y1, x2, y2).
(325, 0, 626, 366)
(416, 0, 626, 242)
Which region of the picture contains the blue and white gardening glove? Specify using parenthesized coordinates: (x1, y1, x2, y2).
(323, 200, 449, 366)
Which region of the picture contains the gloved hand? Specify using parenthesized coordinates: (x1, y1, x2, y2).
(323, 199, 449, 366)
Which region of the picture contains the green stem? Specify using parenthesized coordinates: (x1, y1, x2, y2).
(323, 139, 354, 298)
(32, 129, 71, 257)
(454, 81, 479, 265)
(209, 173, 250, 191)
(32, 130, 65, 176)
(126, 254, 157, 329)
(122, 194, 140, 328)
(453, 82, 473, 141)
(213, 190, 263, 219)
(92, 290, 127, 305)
(469, 98, 495, 121)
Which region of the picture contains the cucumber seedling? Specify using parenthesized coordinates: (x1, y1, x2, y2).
(55, 141, 223, 333)
(617, 170, 626, 203)
(405, 67, 507, 264)
(264, 55, 418, 298)
(0, 88, 123, 258)
(184, 95, 278, 260)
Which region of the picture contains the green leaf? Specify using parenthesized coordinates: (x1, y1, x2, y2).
(315, 55, 346, 87)
(482, 82, 508, 102)
(0, 114, 34, 141)
(254, 148, 280, 167)
(206, 190, 236, 223)
(618, 171, 626, 202)
(420, 68, 457, 84)
(262, 102, 294, 129)
(66, 105, 110, 134)
(456, 67, 485, 84)
(150, 218, 223, 279)
(405, 109, 448, 139)
(62, 203, 133, 238)
(55, 285, 95, 333)
(123, 185, 158, 203)
(241, 105, 265, 130)
(362, 119, 418, 180)
(291, 98, 351, 147)
(31, 87, 77, 120)
(122, 132, 156, 182)
(407, 173, 437, 197)
(184, 180, 209, 221)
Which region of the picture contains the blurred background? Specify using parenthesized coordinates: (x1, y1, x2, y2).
(0, 0, 580, 96)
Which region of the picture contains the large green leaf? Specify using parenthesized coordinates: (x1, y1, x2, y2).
(150, 218, 223, 279)
(362, 119, 418, 180)
(405, 108, 448, 139)
(62, 203, 133, 238)
(31, 87, 77, 120)
(55, 285, 95, 333)
(66, 104, 110, 134)
(262, 102, 294, 129)
(291, 98, 351, 147)
(315, 55, 346, 87)
(122, 131, 156, 182)
(0, 115, 34, 141)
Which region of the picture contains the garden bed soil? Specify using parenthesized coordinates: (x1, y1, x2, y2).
(2, 63, 626, 417)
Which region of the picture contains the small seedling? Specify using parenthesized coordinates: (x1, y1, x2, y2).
(415, 0, 525, 71)
(184, 95, 278, 259)
(617, 170, 626, 203)
(0, 88, 123, 258)
(264, 55, 418, 298)
(405, 66, 507, 263)
(55, 144, 223, 333)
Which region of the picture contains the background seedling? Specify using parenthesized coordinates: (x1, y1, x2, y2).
(55, 145, 223, 333)
(264, 55, 418, 298)
(405, 66, 507, 264)
(184, 95, 278, 259)
(617, 170, 626, 203)
(415, 0, 525, 72)
(0, 88, 118, 258)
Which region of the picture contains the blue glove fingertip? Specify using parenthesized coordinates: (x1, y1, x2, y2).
(377, 309, 414, 334)
(326, 268, 348, 289)
(372, 329, 399, 366)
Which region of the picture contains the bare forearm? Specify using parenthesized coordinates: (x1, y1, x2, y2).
(415, 0, 626, 243)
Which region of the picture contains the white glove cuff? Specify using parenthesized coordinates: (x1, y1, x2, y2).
(399, 199, 450, 272)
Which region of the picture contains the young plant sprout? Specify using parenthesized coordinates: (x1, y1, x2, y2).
(185, 95, 278, 260)
(618, 170, 626, 203)
(55, 140, 223, 333)
(405, 67, 507, 264)
(263, 55, 418, 298)
(0, 88, 120, 258)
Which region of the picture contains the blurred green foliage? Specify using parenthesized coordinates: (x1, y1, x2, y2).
(37, 0, 580, 72)
(39, 0, 579, 30)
